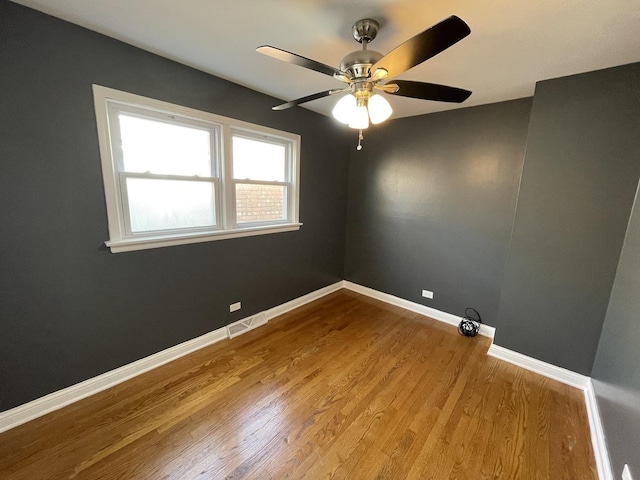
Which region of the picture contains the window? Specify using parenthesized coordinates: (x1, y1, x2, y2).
(93, 85, 301, 253)
(232, 133, 289, 224)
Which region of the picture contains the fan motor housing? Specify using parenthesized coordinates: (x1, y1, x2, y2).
(340, 50, 383, 79)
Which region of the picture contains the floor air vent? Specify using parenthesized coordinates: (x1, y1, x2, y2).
(227, 312, 268, 339)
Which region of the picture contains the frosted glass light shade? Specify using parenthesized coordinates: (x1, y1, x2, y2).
(332, 94, 356, 124)
(349, 105, 369, 129)
(368, 94, 392, 124)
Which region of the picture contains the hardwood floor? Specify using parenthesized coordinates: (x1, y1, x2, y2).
(0, 290, 597, 479)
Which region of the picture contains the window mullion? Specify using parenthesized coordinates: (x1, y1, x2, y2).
(222, 124, 235, 229)
(209, 125, 222, 229)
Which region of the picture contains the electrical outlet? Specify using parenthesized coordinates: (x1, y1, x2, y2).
(622, 464, 633, 480)
(229, 302, 241, 313)
(422, 290, 434, 299)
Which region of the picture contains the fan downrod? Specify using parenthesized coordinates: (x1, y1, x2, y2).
(352, 19, 379, 44)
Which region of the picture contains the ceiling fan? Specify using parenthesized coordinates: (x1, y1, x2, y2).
(257, 15, 472, 148)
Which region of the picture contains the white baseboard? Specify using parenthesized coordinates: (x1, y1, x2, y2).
(342, 281, 496, 338)
(0, 327, 228, 434)
(487, 344, 589, 389)
(266, 281, 343, 319)
(0, 281, 343, 434)
(584, 379, 614, 480)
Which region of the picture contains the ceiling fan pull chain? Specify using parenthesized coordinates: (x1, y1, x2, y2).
(356, 130, 364, 151)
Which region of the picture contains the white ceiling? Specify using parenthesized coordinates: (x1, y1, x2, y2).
(12, 0, 640, 120)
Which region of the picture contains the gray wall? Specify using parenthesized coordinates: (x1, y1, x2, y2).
(495, 63, 640, 374)
(0, 1, 350, 411)
(344, 99, 532, 323)
(591, 180, 640, 479)
(3, 12, 640, 473)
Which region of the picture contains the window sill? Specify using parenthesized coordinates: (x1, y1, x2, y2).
(105, 223, 303, 253)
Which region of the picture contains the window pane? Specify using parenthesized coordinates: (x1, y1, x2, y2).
(232, 136, 285, 181)
(119, 114, 212, 176)
(235, 183, 286, 224)
(126, 177, 216, 233)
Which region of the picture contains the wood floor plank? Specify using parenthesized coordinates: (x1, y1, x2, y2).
(0, 290, 597, 479)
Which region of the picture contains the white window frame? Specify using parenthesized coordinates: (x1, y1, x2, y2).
(93, 85, 301, 253)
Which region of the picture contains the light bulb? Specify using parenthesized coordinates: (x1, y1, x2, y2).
(348, 105, 369, 129)
(332, 94, 356, 124)
(368, 94, 392, 124)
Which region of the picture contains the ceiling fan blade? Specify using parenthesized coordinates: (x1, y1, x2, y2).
(371, 15, 470, 80)
(257, 46, 349, 81)
(385, 80, 471, 103)
(272, 88, 349, 111)
(374, 83, 399, 93)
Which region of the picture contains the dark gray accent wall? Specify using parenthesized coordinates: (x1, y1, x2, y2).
(344, 99, 532, 324)
(495, 63, 640, 375)
(591, 181, 640, 478)
(0, 1, 350, 411)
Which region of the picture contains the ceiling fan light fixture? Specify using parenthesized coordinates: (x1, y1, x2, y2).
(368, 94, 392, 124)
(332, 94, 357, 124)
(260, 15, 472, 118)
(259, 15, 472, 149)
